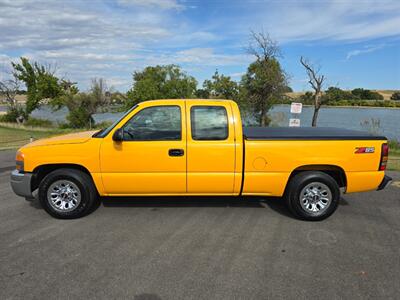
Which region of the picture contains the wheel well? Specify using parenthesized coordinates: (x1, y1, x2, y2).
(31, 164, 93, 191)
(288, 165, 347, 188)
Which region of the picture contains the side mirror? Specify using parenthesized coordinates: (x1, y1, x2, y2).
(112, 128, 123, 142)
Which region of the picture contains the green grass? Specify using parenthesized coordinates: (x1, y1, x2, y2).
(0, 125, 75, 150)
(387, 157, 400, 171)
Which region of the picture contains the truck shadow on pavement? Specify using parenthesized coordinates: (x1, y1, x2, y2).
(101, 196, 294, 218)
(27, 195, 349, 219)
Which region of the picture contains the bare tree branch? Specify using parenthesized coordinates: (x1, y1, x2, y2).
(300, 56, 326, 127)
(247, 30, 282, 61)
(0, 75, 20, 107)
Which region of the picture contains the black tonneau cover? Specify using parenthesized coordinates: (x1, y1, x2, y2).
(243, 127, 387, 141)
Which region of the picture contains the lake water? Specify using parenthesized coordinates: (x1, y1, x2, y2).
(28, 104, 400, 140)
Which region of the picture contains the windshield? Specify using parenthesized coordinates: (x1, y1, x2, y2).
(92, 104, 139, 138)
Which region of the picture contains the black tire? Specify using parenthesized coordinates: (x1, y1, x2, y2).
(285, 171, 340, 221)
(39, 168, 99, 219)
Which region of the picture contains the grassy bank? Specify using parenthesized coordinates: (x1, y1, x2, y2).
(0, 124, 76, 150)
(388, 141, 400, 171)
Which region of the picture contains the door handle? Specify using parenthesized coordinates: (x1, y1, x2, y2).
(169, 149, 184, 157)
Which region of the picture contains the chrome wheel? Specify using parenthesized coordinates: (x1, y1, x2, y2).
(47, 180, 81, 213)
(300, 182, 332, 214)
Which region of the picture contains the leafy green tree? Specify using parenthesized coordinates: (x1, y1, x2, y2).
(391, 91, 400, 100)
(195, 88, 210, 99)
(54, 78, 110, 128)
(202, 70, 240, 100)
(325, 87, 354, 103)
(126, 65, 197, 107)
(12, 57, 62, 118)
(299, 91, 314, 105)
(351, 88, 383, 100)
(241, 31, 288, 126)
(283, 86, 293, 93)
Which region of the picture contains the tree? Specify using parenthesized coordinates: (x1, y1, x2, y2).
(195, 88, 209, 99)
(0, 74, 27, 123)
(300, 56, 326, 127)
(202, 70, 239, 100)
(391, 91, 400, 100)
(283, 86, 293, 93)
(54, 78, 111, 128)
(299, 91, 314, 105)
(325, 87, 354, 103)
(242, 31, 288, 126)
(11, 57, 62, 119)
(126, 65, 197, 107)
(0, 74, 19, 106)
(351, 88, 383, 100)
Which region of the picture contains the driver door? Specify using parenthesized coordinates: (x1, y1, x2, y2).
(99, 101, 187, 195)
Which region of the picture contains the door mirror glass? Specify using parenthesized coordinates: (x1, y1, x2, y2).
(112, 128, 123, 142)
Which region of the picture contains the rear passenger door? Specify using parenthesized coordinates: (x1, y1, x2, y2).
(186, 102, 236, 195)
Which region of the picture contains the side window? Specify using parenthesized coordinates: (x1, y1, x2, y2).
(191, 106, 228, 140)
(123, 106, 181, 141)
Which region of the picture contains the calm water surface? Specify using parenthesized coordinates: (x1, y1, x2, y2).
(29, 104, 400, 140)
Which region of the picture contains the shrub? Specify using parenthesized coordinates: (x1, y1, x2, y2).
(390, 92, 400, 100)
(94, 121, 113, 129)
(66, 106, 94, 128)
(351, 88, 384, 100)
(25, 117, 54, 128)
(0, 106, 27, 123)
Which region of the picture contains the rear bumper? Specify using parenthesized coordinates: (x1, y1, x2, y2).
(10, 170, 33, 198)
(377, 175, 392, 191)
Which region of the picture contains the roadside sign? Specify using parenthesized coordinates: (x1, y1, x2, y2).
(289, 118, 301, 127)
(290, 102, 302, 114)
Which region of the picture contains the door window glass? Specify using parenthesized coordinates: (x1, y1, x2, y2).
(191, 106, 228, 140)
(123, 106, 181, 141)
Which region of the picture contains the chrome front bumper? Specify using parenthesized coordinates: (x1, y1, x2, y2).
(10, 170, 33, 198)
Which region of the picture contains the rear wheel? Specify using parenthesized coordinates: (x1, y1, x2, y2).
(285, 171, 340, 221)
(39, 168, 99, 219)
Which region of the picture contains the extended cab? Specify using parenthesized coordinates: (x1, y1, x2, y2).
(11, 99, 392, 220)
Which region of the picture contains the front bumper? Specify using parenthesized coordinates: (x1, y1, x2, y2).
(10, 170, 33, 198)
(377, 175, 392, 191)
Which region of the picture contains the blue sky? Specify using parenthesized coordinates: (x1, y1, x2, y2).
(0, 0, 399, 91)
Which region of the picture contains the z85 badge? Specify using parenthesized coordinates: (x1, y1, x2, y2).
(355, 147, 375, 154)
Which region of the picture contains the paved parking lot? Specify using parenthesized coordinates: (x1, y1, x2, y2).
(0, 150, 399, 299)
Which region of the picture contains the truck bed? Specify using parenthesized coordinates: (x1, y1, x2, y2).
(243, 127, 387, 140)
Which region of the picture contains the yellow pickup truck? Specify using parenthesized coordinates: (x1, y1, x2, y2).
(11, 99, 391, 220)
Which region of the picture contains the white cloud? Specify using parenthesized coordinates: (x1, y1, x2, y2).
(0, 0, 399, 91)
(117, 0, 184, 10)
(241, 0, 400, 42)
(346, 44, 386, 60)
(174, 48, 250, 66)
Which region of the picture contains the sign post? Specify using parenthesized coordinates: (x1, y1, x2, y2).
(289, 102, 302, 127)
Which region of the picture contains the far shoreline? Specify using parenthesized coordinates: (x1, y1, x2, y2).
(275, 104, 400, 110)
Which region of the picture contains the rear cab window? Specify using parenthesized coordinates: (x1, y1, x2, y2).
(190, 106, 228, 140)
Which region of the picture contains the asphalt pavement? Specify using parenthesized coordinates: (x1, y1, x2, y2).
(0, 149, 399, 299)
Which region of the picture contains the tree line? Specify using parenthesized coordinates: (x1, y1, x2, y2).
(1, 31, 398, 129)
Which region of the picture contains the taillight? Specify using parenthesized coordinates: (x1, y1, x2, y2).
(379, 143, 389, 171)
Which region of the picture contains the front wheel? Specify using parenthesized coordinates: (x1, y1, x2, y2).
(285, 171, 340, 221)
(39, 168, 99, 219)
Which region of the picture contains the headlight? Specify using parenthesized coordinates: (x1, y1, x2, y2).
(16, 151, 24, 172)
